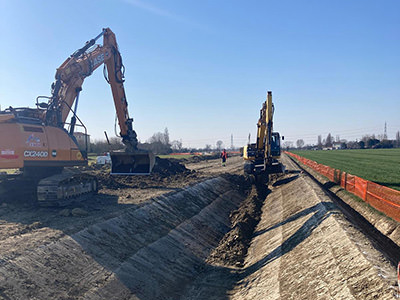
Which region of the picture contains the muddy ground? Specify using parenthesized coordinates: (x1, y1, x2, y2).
(0, 154, 398, 299)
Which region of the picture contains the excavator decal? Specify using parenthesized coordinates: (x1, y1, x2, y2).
(26, 134, 41, 147)
(23, 150, 48, 158)
(0, 150, 17, 159)
(91, 52, 108, 67)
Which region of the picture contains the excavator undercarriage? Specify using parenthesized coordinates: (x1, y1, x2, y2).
(37, 171, 98, 207)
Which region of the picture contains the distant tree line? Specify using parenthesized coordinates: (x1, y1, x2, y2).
(89, 137, 124, 154)
(290, 131, 400, 151)
(90, 127, 178, 155)
(89, 127, 229, 155)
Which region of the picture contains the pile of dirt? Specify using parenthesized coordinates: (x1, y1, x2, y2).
(0, 176, 38, 205)
(93, 157, 196, 190)
(152, 157, 189, 175)
(207, 178, 268, 267)
(183, 154, 220, 163)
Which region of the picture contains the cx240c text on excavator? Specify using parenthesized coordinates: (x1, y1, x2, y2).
(0, 28, 154, 206)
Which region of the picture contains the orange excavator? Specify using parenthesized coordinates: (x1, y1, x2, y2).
(0, 28, 154, 206)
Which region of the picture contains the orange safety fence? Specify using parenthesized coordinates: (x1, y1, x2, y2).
(285, 151, 400, 223)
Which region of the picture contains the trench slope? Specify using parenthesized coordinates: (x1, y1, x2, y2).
(180, 156, 395, 299)
(230, 156, 395, 299)
(0, 176, 248, 300)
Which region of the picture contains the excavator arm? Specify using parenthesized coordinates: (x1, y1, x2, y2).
(262, 91, 274, 165)
(45, 28, 153, 174)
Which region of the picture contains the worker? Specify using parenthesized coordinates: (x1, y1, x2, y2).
(221, 149, 228, 167)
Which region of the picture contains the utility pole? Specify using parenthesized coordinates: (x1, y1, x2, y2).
(231, 134, 234, 150)
(384, 122, 388, 140)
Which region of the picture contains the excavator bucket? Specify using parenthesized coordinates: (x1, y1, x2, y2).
(110, 150, 155, 175)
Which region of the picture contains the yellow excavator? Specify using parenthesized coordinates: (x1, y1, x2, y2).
(243, 91, 284, 182)
(0, 28, 154, 206)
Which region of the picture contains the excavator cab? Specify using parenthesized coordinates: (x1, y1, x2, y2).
(271, 132, 281, 157)
(110, 150, 155, 175)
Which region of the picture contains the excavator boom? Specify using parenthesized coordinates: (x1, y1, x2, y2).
(45, 27, 154, 175)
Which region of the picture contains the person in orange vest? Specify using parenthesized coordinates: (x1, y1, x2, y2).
(221, 149, 228, 167)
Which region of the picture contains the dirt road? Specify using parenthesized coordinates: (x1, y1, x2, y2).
(185, 155, 243, 175)
(0, 155, 397, 299)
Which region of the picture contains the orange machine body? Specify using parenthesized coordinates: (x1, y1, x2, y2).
(0, 114, 85, 170)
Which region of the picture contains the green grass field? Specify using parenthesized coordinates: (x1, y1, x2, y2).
(291, 148, 400, 191)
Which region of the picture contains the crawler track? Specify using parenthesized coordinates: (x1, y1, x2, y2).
(37, 172, 98, 207)
(0, 171, 98, 207)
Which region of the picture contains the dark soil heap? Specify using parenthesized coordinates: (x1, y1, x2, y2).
(207, 179, 269, 267)
(152, 157, 189, 175)
(183, 154, 220, 163)
(94, 157, 196, 190)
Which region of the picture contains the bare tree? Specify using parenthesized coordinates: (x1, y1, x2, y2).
(317, 135, 322, 150)
(163, 127, 170, 146)
(90, 137, 123, 154)
(205, 144, 212, 152)
(325, 133, 332, 147)
(216, 140, 223, 151)
(171, 140, 182, 151)
(148, 127, 170, 146)
(296, 139, 305, 149)
(148, 132, 164, 144)
(396, 131, 400, 148)
(282, 141, 293, 150)
(347, 141, 361, 149)
(144, 128, 173, 154)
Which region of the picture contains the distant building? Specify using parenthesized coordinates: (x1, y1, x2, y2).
(332, 142, 343, 150)
(73, 132, 90, 152)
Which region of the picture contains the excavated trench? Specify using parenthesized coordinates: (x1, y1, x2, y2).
(1, 155, 396, 299)
(0, 174, 264, 300)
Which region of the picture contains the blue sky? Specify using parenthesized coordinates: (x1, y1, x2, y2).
(0, 0, 399, 148)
